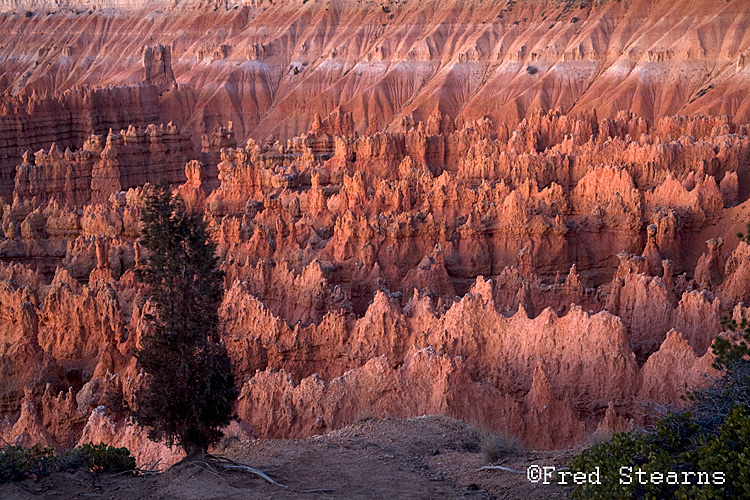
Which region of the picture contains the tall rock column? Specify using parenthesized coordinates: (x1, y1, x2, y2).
(143, 44, 177, 93)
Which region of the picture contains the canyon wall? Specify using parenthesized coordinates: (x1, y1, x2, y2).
(11, 123, 194, 205)
(0, 84, 162, 175)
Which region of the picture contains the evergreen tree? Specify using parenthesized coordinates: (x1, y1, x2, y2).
(133, 183, 237, 458)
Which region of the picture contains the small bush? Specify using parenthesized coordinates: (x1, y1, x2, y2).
(567, 412, 702, 500)
(56, 447, 85, 471)
(480, 432, 521, 464)
(75, 443, 136, 473)
(460, 424, 522, 460)
(587, 428, 613, 446)
(0, 442, 135, 482)
(0, 444, 55, 482)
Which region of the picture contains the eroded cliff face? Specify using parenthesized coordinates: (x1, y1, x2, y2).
(1, 0, 750, 146)
(0, 85, 163, 175)
(0, 0, 749, 466)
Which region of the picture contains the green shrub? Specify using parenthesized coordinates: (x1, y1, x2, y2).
(567, 412, 703, 500)
(0, 442, 135, 482)
(0, 444, 55, 482)
(74, 443, 136, 473)
(567, 361, 750, 500)
(676, 405, 750, 499)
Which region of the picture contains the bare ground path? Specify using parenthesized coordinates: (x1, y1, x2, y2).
(0, 416, 575, 499)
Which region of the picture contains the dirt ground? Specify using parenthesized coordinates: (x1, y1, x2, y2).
(0, 416, 577, 499)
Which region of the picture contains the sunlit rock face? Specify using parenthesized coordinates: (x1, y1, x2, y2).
(0, 0, 749, 464)
(2, 0, 750, 148)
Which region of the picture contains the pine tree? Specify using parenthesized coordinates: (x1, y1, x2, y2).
(133, 183, 237, 458)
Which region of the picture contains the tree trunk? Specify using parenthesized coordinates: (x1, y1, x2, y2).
(170, 444, 208, 469)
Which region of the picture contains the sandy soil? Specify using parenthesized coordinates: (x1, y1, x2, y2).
(0, 416, 576, 499)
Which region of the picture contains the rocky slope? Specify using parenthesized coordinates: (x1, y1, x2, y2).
(0, 0, 749, 466)
(1, 0, 749, 145)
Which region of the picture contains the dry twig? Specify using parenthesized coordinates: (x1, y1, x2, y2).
(476, 465, 526, 474)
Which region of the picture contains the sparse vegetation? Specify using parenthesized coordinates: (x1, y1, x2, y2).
(0, 443, 135, 483)
(479, 431, 522, 464)
(457, 423, 522, 462)
(690, 84, 715, 104)
(711, 223, 750, 368)
(567, 333, 750, 499)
